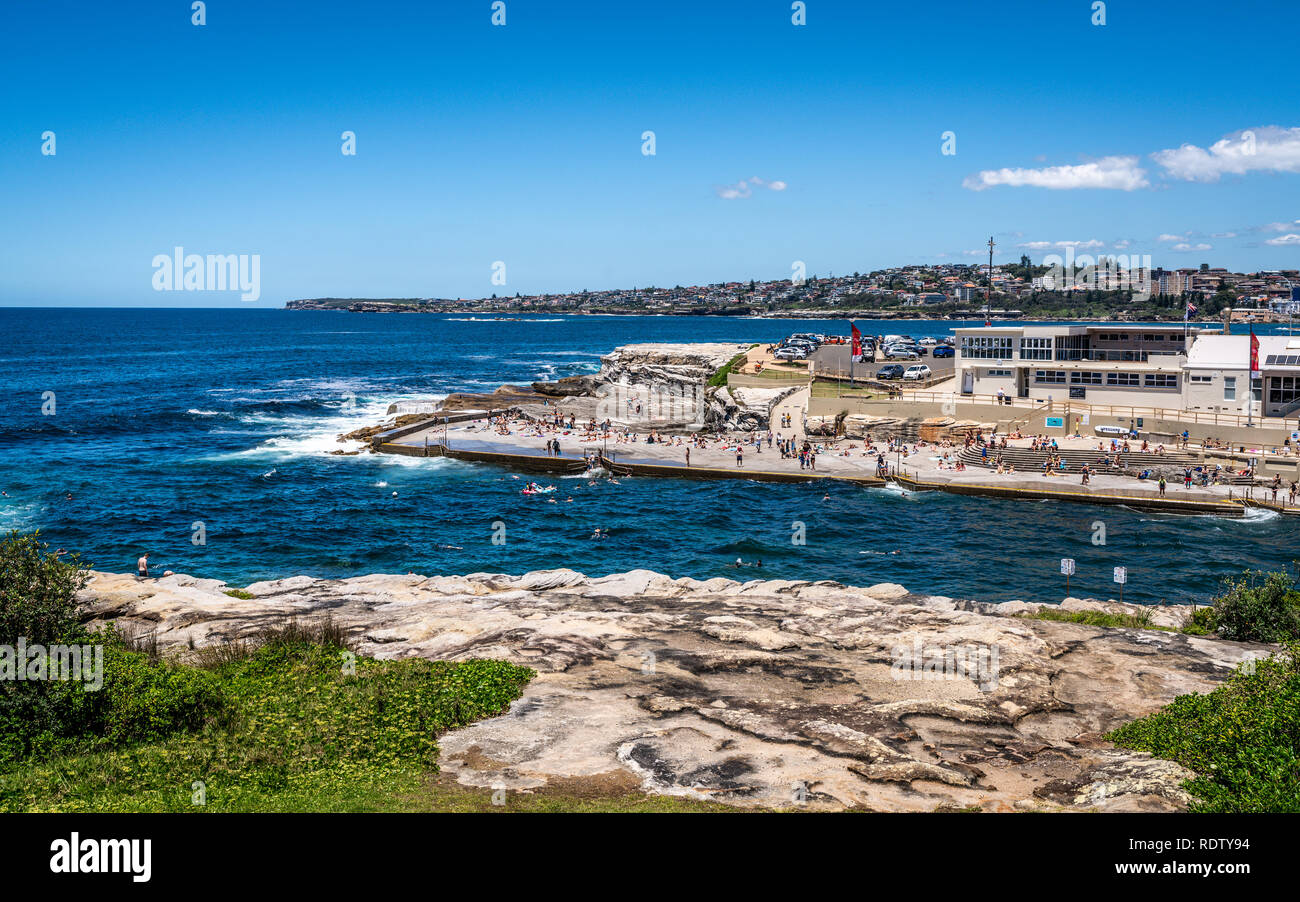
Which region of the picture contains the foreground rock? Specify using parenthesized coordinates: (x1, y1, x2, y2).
(79, 569, 1265, 811)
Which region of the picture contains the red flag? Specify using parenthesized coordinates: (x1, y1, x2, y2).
(1250, 327, 1260, 378)
(851, 322, 862, 360)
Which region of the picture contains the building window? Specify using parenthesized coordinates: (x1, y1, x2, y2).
(1224, 377, 1236, 400)
(1071, 371, 1102, 385)
(1055, 335, 1091, 360)
(1144, 374, 1177, 389)
(985, 369, 1012, 377)
(1019, 337, 1052, 360)
(1270, 376, 1300, 406)
(960, 335, 1014, 359)
(1106, 372, 1141, 386)
(1035, 370, 1066, 384)
(1189, 374, 1213, 384)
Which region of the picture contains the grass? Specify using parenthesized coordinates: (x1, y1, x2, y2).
(707, 346, 757, 388)
(1107, 644, 1300, 812)
(223, 588, 256, 600)
(810, 382, 880, 399)
(0, 629, 535, 812)
(1019, 608, 1168, 630)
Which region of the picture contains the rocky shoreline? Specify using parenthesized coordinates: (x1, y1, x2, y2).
(80, 567, 1266, 811)
(398, 342, 786, 433)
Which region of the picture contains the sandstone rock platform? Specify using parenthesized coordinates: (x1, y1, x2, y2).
(79, 568, 1264, 811)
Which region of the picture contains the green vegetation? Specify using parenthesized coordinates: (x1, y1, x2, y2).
(1108, 644, 1300, 812)
(708, 346, 756, 387)
(223, 588, 256, 600)
(0, 532, 535, 812)
(1181, 606, 1219, 636)
(1186, 570, 1300, 643)
(1021, 608, 1160, 630)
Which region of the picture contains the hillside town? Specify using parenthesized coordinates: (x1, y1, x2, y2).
(288, 260, 1300, 322)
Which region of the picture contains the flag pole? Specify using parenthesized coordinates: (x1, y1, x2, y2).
(1248, 324, 1256, 428)
(850, 320, 855, 388)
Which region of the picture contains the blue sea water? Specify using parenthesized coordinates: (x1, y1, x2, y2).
(0, 308, 1295, 604)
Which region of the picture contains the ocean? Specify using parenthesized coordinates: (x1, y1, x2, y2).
(0, 307, 1295, 604)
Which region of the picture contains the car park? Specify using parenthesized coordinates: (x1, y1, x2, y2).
(902, 364, 932, 381)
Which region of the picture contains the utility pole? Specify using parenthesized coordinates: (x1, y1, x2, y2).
(985, 236, 995, 327)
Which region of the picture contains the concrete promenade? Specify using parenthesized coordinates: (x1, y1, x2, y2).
(377, 415, 1287, 515)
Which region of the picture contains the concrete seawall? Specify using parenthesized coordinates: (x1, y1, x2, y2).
(893, 471, 1247, 516)
(375, 439, 1256, 515)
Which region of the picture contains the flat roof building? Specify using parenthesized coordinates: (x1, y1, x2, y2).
(954, 324, 1300, 420)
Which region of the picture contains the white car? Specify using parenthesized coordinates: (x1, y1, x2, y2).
(902, 364, 932, 381)
(774, 347, 807, 360)
(918, 337, 938, 346)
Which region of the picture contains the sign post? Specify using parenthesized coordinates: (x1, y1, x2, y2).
(1113, 566, 1127, 604)
(1060, 557, 1076, 596)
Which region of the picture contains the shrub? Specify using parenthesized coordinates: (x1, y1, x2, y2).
(1181, 606, 1218, 636)
(1208, 571, 1300, 643)
(0, 532, 90, 645)
(0, 646, 225, 766)
(1107, 644, 1300, 812)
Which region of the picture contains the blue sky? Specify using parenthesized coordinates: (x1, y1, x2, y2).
(2, 0, 1298, 307)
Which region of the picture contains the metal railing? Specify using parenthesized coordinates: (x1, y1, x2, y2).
(852, 390, 1299, 430)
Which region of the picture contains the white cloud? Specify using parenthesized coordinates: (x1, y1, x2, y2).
(1265, 234, 1300, 246)
(1157, 233, 1185, 242)
(1211, 232, 1237, 239)
(1113, 239, 1131, 249)
(1262, 220, 1300, 231)
(1152, 126, 1300, 182)
(716, 176, 787, 199)
(963, 156, 1148, 191)
(1171, 242, 1213, 252)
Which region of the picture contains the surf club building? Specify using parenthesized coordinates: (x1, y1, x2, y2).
(953, 324, 1300, 420)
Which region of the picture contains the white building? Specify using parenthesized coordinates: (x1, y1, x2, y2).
(953, 325, 1300, 419)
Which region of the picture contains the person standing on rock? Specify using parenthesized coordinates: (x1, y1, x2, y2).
(736, 445, 744, 467)
(137, 553, 150, 580)
(1158, 474, 1167, 497)
(685, 447, 690, 468)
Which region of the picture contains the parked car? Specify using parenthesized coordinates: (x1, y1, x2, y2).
(931, 345, 955, 358)
(902, 364, 932, 381)
(918, 337, 938, 346)
(774, 347, 807, 360)
(876, 364, 905, 380)
(883, 347, 919, 360)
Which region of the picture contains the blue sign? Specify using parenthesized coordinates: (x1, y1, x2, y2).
(1045, 416, 1064, 428)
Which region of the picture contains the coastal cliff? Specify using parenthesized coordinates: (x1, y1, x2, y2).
(79, 568, 1263, 812)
